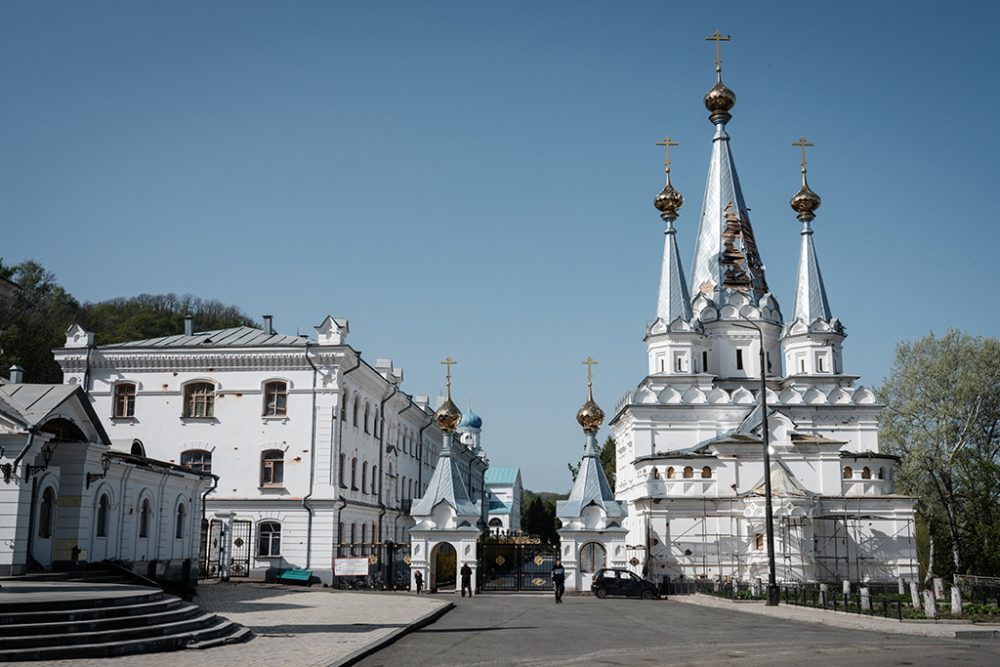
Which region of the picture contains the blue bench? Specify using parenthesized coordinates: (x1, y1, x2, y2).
(277, 569, 312, 585)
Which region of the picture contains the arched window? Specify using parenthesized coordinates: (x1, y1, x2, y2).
(180, 449, 212, 473)
(579, 542, 607, 573)
(130, 439, 145, 456)
(683, 466, 694, 479)
(96, 493, 110, 537)
(373, 409, 380, 436)
(258, 522, 281, 556)
(261, 449, 284, 486)
(182, 382, 215, 418)
(843, 466, 853, 479)
(371, 465, 378, 494)
(263, 381, 288, 417)
(489, 517, 503, 528)
(351, 457, 358, 490)
(361, 523, 367, 548)
(701, 466, 712, 479)
(340, 392, 348, 420)
(361, 461, 368, 493)
(39, 487, 55, 538)
(113, 383, 136, 418)
(175, 503, 186, 539)
(862, 466, 872, 480)
(666, 467, 675, 479)
(350, 523, 357, 554)
(139, 497, 151, 538)
(652, 467, 661, 480)
(353, 397, 359, 427)
(754, 533, 764, 550)
(364, 402, 371, 434)
(878, 467, 885, 480)
(338, 453, 347, 487)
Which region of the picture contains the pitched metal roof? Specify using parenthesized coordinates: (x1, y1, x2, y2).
(104, 326, 308, 349)
(558, 436, 626, 520)
(791, 224, 832, 324)
(485, 467, 520, 486)
(0, 384, 111, 445)
(410, 452, 480, 520)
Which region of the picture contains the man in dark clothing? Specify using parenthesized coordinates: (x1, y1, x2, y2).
(414, 570, 424, 594)
(460, 563, 473, 597)
(552, 559, 566, 603)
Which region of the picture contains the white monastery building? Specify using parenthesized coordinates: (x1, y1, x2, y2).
(607, 51, 918, 585)
(484, 465, 522, 532)
(53, 315, 488, 584)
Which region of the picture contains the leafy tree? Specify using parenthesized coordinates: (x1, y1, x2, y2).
(0, 258, 257, 384)
(0, 259, 81, 383)
(520, 490, 563, 544)
(566, 436, 617, 489)
(879, 331, 1000, 580)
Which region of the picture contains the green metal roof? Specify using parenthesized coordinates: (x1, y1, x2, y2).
(485, 467, 520, 486)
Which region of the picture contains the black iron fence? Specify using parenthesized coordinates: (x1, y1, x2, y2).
(693, 579, 766, 600)
(778, 583, 906, 620)
(333, 542, 410, 590)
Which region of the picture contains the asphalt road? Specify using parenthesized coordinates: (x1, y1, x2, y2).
(358, 593, 1000, 666)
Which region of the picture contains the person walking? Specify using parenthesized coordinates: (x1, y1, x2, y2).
(552, 558, 566, 603)
(414, 570, 424, 594)
(460, 563, 473, 597)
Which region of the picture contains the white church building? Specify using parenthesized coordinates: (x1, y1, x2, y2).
(53, 315, 487, 584)
(608, 54, 918, 585)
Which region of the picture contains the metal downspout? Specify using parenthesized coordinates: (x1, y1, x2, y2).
(334, 352, 363, 554)
(417, 419, 434, 493)
(12, 429, 37, 478)
(82, 343, 93, 397)
(302, 343, 319, 569)
(377, 385, 399, 546)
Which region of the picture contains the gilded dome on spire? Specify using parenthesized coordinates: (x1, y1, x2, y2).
(434, 396, 462, 433)
(704, 80, 736, 122)
(654, 136, 684, 221)
(576, 356, 604, 433)
(790, 177, 822, 222)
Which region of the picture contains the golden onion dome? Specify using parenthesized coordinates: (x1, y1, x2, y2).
(704, 80, 736, 122)
(790, 176, 822, 222)
(654, 179, 684, 220)
(434, 396, 462, 433)
(576, 396, 605, 433)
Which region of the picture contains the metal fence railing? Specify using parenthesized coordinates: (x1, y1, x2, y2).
(778, 583, 906, 620)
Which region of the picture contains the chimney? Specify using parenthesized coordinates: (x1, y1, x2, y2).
(9, 365, 24, 384)
(184, 315, 194, 336)
(263, 315, 274, 335)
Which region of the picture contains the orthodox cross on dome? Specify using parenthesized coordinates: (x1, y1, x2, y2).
(656, 136, 679, 173)
(705, 31, 731, 78)
(440, 356, 457, 393)
(793, 136, 814, 174)
(581, 356, 598, 389)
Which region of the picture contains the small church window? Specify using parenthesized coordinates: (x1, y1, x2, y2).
(683, 466, 694, 479)
(139, 498, 151, 538)
(183, 382, 215, 418)
(653, 467, 661, 480)
(843, 466, 853, 479)
(817, 357, 825, 372)
(660, 359, 665, 373)
(261, 450, 284, 486)
(353, 397, 359, 427)
(799, 359, 806, 373)
(701, 466, 712, 479)
(878, 467, 885, 480)
(364, 403, 371, 434)
(181, 449, 212, 474)
(113, 383, 136, 418)
(258, 522, 281, 557)
(361, 461, 368, 493)
(702, 351, 708, 373)
(96, 493, 110, 538)
(175, 502, 186, 539)
(754, 533, 764, 550)
(861, 466, 871, 480)
(666, 467, 675, 479)
(351, 458, 358, 490)
(39, 487, 55, 538)
(736, 349, 744, 370)
(675, 357, 682, 372)
(766, 352, 772, 374)
(263, 381, 287, 417)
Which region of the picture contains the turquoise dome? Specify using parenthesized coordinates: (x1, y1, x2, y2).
(459, 410, 482, 429)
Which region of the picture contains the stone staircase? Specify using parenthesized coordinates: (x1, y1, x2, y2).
(0, 570, 250, 661)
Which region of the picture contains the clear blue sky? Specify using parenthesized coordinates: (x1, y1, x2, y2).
(3, 1, 998, 493)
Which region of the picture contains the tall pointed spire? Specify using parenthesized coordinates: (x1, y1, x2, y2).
(689, 33, 770, 303)
(789, 138, 832, 323)
(653, 136, 692, 324)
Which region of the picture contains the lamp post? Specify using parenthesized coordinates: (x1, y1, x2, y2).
(734, 314, 780, 606)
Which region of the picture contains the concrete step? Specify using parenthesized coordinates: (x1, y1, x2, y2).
(1, 611, 220, 649)
(0, 595, 183, 625)
(0, 588, 164, 614)
(0, 601, 201, 637)
(0, 616, 250, 662)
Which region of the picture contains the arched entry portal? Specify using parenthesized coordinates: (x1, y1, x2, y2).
(579, 542, 607, 574)
(431, 542, 457, 591)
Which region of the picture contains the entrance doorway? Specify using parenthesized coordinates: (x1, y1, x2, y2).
(432, 542, 457, 591)
(32, 481, 58, 568)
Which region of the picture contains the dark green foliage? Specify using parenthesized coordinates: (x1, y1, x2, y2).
(0, 258, 257, 384)
(520, 489, 565, 544)
(600, 436, 616, 489)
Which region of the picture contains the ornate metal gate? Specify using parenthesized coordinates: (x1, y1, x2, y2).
(199, 518, 223, 579)
(230, 519, 252, 578)
(479, 539, 559, 592)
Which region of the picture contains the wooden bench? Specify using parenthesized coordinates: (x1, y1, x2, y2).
(276, 569, 312, 585)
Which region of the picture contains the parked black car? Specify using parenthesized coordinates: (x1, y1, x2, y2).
(591, 568, 659, 600)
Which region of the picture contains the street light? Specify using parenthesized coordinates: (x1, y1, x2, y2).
(733, 314, 780, 606)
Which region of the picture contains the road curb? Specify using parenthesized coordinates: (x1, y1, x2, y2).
(331, 601, 455, 666)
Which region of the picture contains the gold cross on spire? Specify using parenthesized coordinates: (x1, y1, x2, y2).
(656, 136, 679, 171)
(581, 356, 598, 387)
(705, 31, 731, 77)
(440, 356, 457, 392)
(792, 136, 814, 173)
